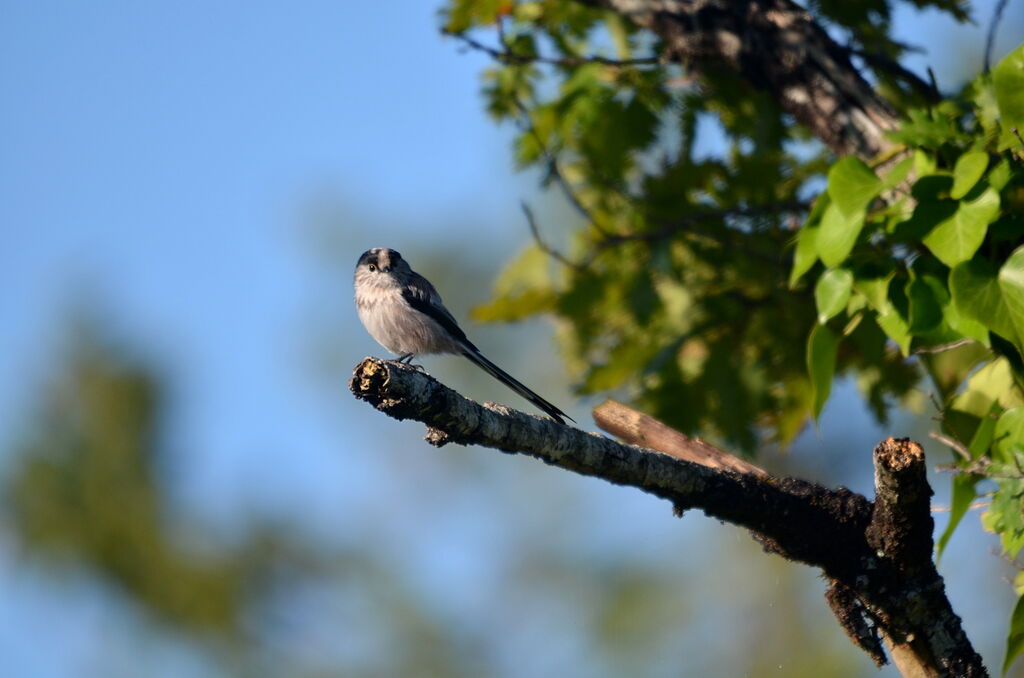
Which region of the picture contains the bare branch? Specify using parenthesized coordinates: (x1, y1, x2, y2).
(593, 398, 766, 476)
(509, 95, 611, 237)
(914, 339, 977, 355)
(351, 357, 986, 675)
(929, 432, 971, 461)
(520, 201, 582, 270)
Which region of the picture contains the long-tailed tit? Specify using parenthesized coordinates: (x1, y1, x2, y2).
(354, 247, 572, 424)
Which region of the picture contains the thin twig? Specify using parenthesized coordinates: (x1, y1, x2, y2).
(591, 201, 810, 250)
(984, 0, 1010, 73)
(929, 432, 971, 462)
(445, 28, 661, 68)
(931, 500, 990, 513)
(509, 95, 611, 237)
(914, 339, 976, 355)
(520, 201, 582, 270)
(1012, 127, 1024, 151)
(845, 46, 939, 101)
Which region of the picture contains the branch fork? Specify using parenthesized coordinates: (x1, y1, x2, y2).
(350, 357, 986, 676)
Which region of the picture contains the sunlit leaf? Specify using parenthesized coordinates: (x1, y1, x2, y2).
(993, 44, 1024, 134)
(998, 246, 1024, 355)
(922, 187, 1000, 267)
(994, 407, 1024, 464)
(983, 477, 1024, 559)
(789, 222, 820, 288)
(827, 156, 883, 218)
(815, 268, 853, 323)
(817, 202, 864, 268)
(950, 151, 989, 200)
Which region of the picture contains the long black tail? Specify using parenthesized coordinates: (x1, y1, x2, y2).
(461, 348, 573, 424)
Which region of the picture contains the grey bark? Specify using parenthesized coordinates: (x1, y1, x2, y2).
(351, 357, 987, 677)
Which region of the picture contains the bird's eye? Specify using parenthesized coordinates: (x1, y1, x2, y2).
(368, 264, 377, 272)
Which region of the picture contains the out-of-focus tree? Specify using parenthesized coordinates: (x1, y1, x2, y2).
(441, 0, 1024, 671)
(4, 320, 877, 676)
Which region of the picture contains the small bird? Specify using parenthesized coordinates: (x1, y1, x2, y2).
(354, 247, 572, 424)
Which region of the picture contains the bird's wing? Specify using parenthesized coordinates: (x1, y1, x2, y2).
(400, 273, 478, 351)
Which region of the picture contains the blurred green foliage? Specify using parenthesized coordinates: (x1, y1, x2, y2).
(443, 0, 1024, 669)
(2, 323, 878, 676)
(5, 329, 248, 636)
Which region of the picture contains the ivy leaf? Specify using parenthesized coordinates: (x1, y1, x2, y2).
(827, 157, 883, 218)
(993, 44, 1024, 134)
(807, 324, 838, 420)
(998, 246, 1024, 355)
(922, 187, 1000, 267)
(950, 258, 1018, 344)
(950, 151, 989, 200)
(815, 268, 853, 323)
(816, 202, 864, 268)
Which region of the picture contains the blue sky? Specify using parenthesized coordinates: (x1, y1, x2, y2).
(1, 1, 1023, 676)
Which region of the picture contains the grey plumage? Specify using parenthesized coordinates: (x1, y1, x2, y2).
(354, 247, 572, 424)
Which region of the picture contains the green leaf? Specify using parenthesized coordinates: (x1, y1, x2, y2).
(936, 473, 979, 561)
(951, 358, 1022, 417)
(807, 324, 838, 420)
(983, 477, 1024, 559)
(951, 257, 1018, 344)
(993, 44, 1024, 134)
(853, 268, 894, 311)
(914, 149, 937, 177)
(471, 244, 557, 321)
(906, 276, 943, 333)
(827, 157, 883, 218)
(998, 246, 1024, 355)
(817, 202, 864, 268)
(950, 151, 989, 200)
(1003, 593, 1024, 675)
(922, 187, 1000, 267)
(789, 221, 820, 288)
(815, 268, 853, 323)
(995, 407, 1024, 464)
(943, 297, 991, 346)
(876, 306, 912, 356)
(881, 155, 913, 190)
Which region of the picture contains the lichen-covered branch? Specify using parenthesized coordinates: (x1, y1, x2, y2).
(350, 357, 986, 676)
